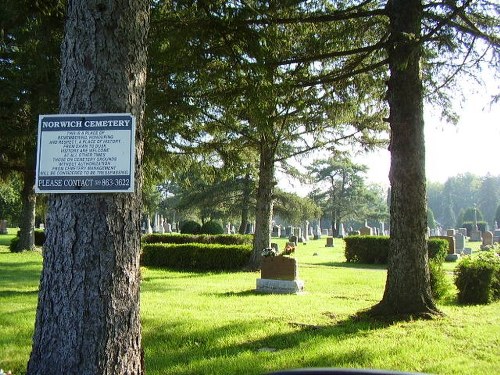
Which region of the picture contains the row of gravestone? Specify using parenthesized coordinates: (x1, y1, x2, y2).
(431, 228, 500, 261)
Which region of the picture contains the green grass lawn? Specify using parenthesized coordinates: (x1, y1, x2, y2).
(1, 233, 498, 374)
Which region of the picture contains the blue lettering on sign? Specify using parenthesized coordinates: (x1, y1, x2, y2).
(40, 115, 133, 131)
(37, 176, 131, 191)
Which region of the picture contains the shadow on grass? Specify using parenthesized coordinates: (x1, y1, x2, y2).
(216, 289, 274, 297)
(302, 262, 387, 271)
(0, 289, 39, 298)
(141, 313, 395, 375)
(0, 261, 42, 288)
(0, 234, 16, 246)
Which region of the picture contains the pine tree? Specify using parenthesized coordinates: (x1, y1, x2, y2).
(27, 1, 150, 373)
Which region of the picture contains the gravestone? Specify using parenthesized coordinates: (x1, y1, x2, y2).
(379, 222, 385, 237)
(257, 256, 304, 294)
(0, 220, 7, 234)
(158, 216, 165, 234)
(458, 227, 467, 237)
(325, 237, 334, 247)
(314, 225, 321, 240)
(338, 223, 345, 238)
(455, 233, 465, 253)
(482, 231, 494, 246)
(493, 229, 500, 243)
(164, 222, 172, 233)
(359, 220, 373, 236)
(271, 242, 279, 253)
(289, 235, 298, 246)
(470, 226, 482, 242)
(303, 221, 309, 241)
(293, 227, 302, 239)
(447, 229, 456, 237)
(272, 225, 281, 238)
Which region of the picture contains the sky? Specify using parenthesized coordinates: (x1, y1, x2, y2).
(360, 84, 500, 187)
(280, 74, 499, 195)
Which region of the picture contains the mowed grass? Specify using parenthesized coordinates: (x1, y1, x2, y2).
(1, 231, 499, 374)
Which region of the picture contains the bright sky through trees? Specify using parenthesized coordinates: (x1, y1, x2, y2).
(280, 70, 499, 196)
(361, 81, 499, 186)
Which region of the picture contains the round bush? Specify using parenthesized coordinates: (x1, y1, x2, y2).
(180, 220, 201, 234)
(454, 251, 500, 304)
(200, 220, 224, 235)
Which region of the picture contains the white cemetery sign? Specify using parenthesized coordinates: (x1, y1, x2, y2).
(35, 114, 135, 193)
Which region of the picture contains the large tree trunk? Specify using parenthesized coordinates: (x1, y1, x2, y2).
(238, 169, 252, 235)
(247, 141, 274, 270)
(27, 1, 150, 374)
(16, 169, 36, 251)
(370, 0, 440, 317)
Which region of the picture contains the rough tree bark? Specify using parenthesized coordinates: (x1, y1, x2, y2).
(370, 0, 440, 317)
(27, 0, 150, 374)
(238, 169, 252, 235)
(248, 140, 275, 270)
(16, 169, 36, 251)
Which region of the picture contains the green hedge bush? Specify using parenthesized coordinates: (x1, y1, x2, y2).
(142, 233, 253, 245)
(427, 238, 449, 263)
(454, 251, 500, 304)
(344, 236, 389, 264)
(141, 243, 252, 271)
(180, 220, 201, 234)
(344, 236, 448, 264)
(200, 220, 224, 235)
(429, 260, 450, 300)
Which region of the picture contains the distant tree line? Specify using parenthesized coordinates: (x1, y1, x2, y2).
(427, 173, 500, 229)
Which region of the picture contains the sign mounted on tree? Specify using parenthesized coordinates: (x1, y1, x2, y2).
(35, 113, 135, 193)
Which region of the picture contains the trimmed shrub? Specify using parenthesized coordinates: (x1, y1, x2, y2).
(344, 236, 389, 264)
(345, 236, 448, 264)
(141, 243, 252, 271)
(429, 260, 450, 300)
(427, 238, 448, 263)
(200, 220, 224, 235)
(180, 220, 202, 234)
(454, 251, 500, 304)
(142, 233, 252, 245)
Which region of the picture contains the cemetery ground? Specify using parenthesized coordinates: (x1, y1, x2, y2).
(1, 229, 499, 375)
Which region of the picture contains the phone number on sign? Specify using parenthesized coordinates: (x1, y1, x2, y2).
(94, 178, 131, 187)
